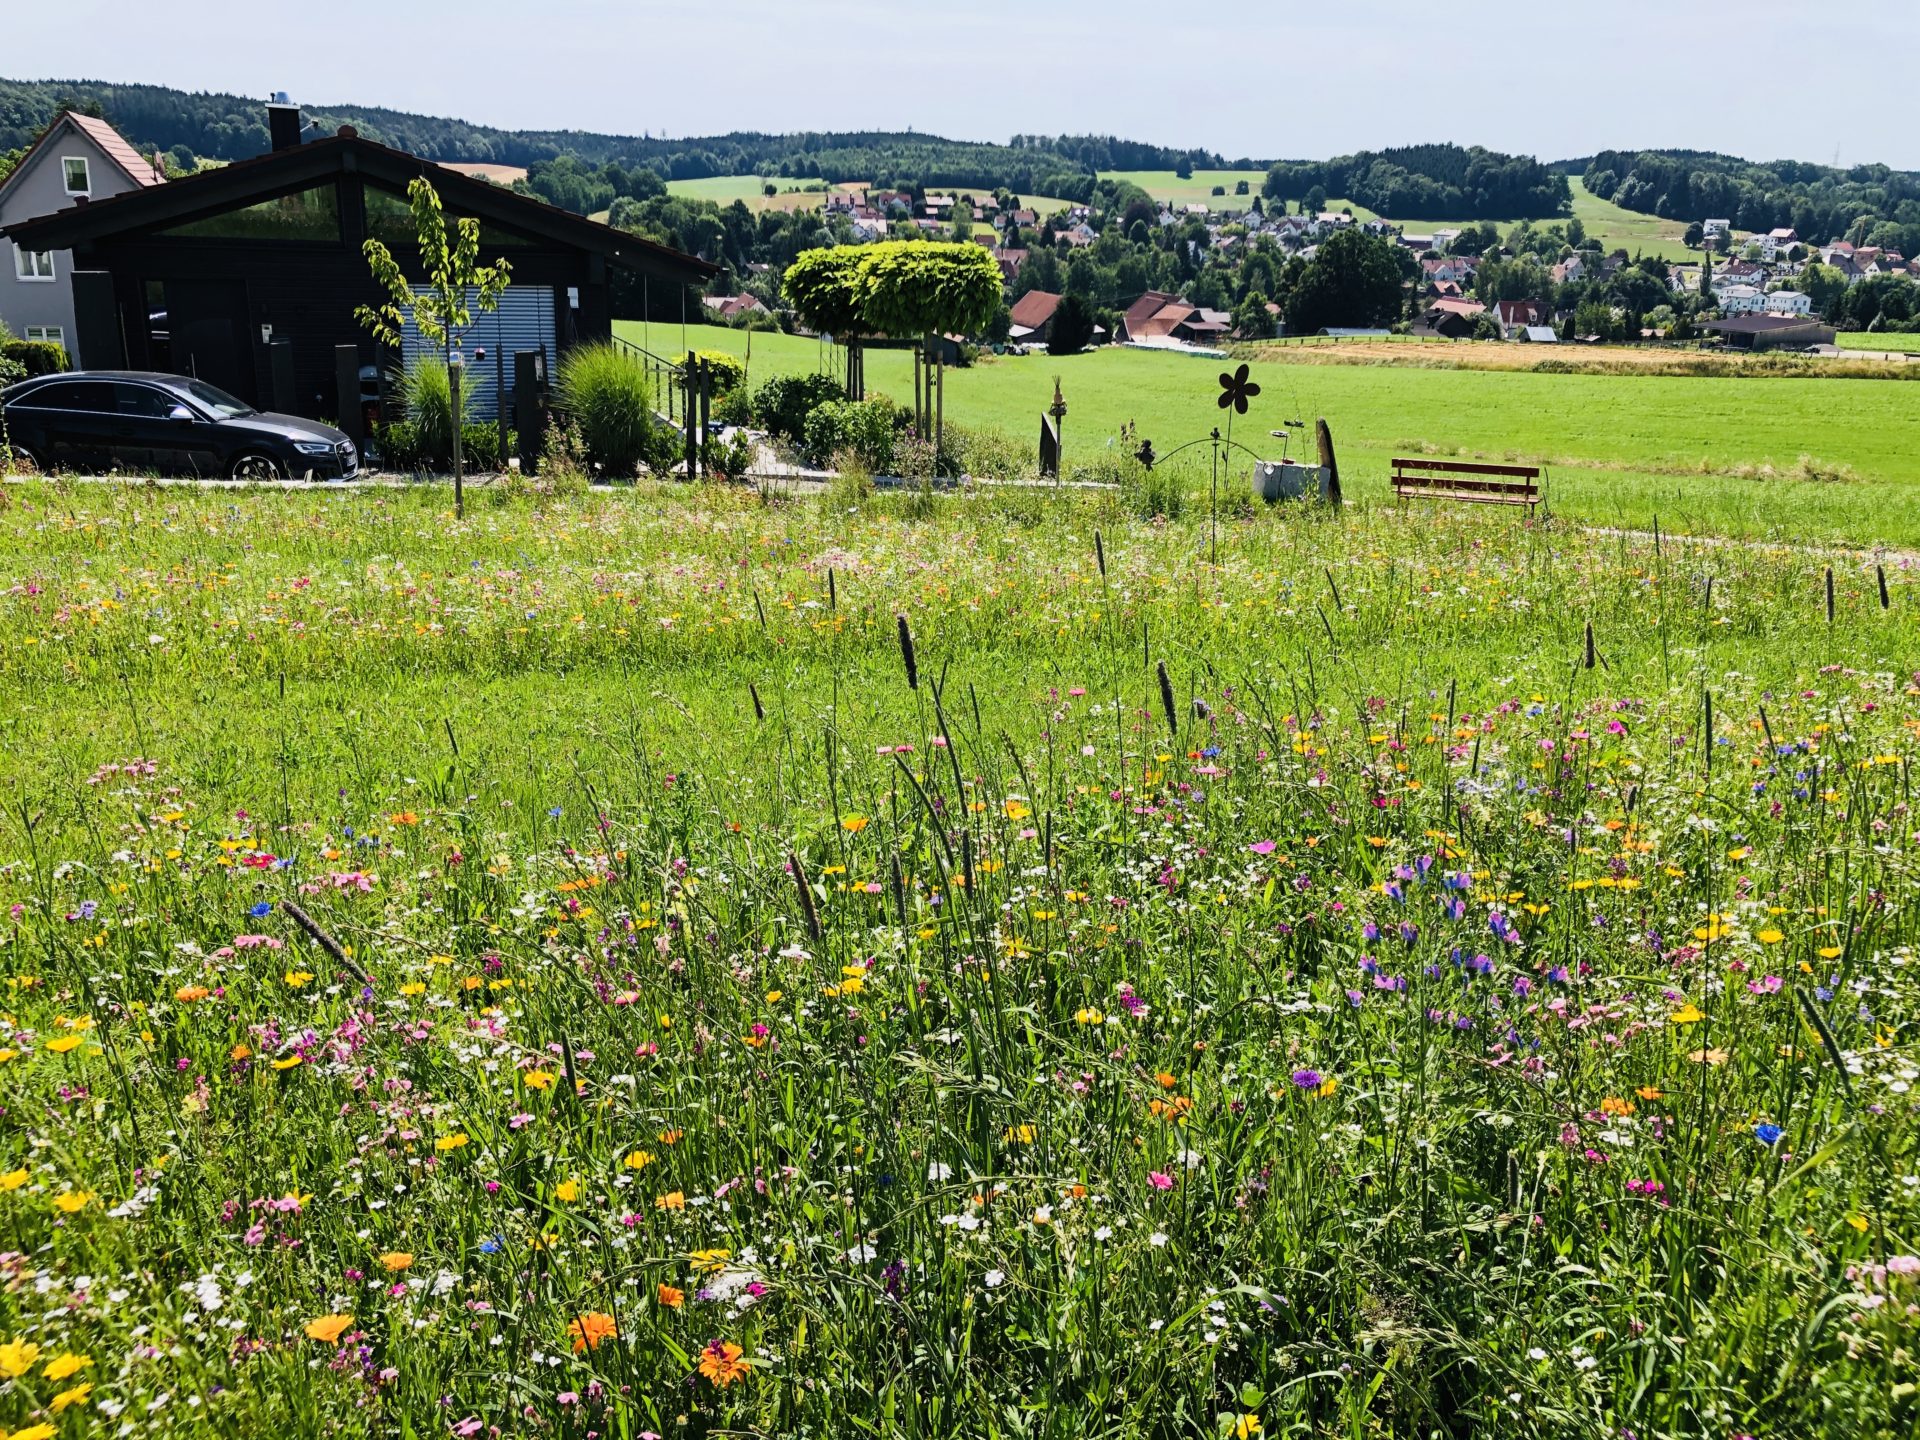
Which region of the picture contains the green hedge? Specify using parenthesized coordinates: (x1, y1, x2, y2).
(2, 339, 69, 377)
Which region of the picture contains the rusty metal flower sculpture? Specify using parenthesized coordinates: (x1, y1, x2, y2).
(1217, 363, 1261, 415)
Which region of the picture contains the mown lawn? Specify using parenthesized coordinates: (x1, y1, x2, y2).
(625, 320, 1920, 546)
(1, 482, 1916, 1438)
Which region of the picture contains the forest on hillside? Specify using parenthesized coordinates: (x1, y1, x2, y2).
(1583, 147, 1920, 251)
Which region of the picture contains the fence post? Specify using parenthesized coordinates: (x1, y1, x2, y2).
(513, 349, 541, 477)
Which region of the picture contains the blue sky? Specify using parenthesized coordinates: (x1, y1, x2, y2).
(12, 0, 1919, 169)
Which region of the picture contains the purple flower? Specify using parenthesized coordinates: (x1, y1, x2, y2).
(1291, 1069, 1323, 1090)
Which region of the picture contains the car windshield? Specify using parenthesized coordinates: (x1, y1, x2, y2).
(177, 379, 256, 419)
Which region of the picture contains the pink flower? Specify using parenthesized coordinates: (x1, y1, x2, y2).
(1148, 1171, 1174, 1191)
(1249, 840, 1276, 855)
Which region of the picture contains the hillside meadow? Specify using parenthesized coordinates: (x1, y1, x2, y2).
(1, 480, 1918, 1438)
(623, 320, 1920, 547)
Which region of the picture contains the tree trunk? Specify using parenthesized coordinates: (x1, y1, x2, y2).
(450, 356, 464, 519)
(1315, 416, 1342, 505)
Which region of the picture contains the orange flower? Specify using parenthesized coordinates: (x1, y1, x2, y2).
(567, 1312, 616, 1353)
(175, 985, 210, 1003)
(304, 1314, 354, 1345)
(379, 1252, 414, 1272)
(698, 1338, 752, 1386)
(657, 1283, 685, 1308)
(655, 1191, 686, 1210)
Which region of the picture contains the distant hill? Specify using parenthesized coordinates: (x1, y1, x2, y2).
(1581, 147, 1920, 251)
(0, 77, 1237, 203)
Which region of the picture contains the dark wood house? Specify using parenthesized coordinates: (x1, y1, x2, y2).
(0, 114, 714, 422)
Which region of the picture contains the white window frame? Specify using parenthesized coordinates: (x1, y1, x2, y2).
(12, 245, 56, 282)
(62, 155, 91, 196)
(23, 326, 65, 347)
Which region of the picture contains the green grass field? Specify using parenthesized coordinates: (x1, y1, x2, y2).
(1566, 177, 1699, 261)
(2, 480, 1917, 1438)
(1836, 331, 1920, 353)
(656, 175, 1081, 218)
(624, 320, 1920, 545)
(1102, 169, 1269, 211)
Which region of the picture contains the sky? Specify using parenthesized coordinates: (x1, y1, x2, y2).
(10, 0, 1920, 170)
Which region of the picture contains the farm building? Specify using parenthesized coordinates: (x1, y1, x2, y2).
(0, 100, 714, 421)
(1699, 314, 1835, 351)
(1009, 290, 1065, 346)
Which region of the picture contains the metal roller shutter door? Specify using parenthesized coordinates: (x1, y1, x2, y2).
(400, 284, 554, 421)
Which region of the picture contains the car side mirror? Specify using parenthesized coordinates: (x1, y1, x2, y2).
(167, 405, 195, 423)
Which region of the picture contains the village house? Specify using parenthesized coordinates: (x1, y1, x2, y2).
(1763, 289, 1812, 316)
(1703, 218, 1731, 240)
(1716, 283, 1768, 315)
(1420, 255, 1475, 286)
(1551, 253, 1586, 285)
(1491, 299, 1553, 338)
(0, 110, 166, 359)
(1008, 289, 1064, 347)
(1421, 295, 1487, 339)
(701, 293, 768, 322)
(1757, 227, 1800, 261)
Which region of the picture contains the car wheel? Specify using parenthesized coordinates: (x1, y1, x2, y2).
(5, 443, 44, 475)
(229, 451, 284, 481)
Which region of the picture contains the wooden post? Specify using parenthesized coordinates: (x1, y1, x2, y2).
(936, 354, 944, 460)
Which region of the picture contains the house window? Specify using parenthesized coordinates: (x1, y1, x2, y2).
(23, 326, 65, 348)
(13, 246, 55, 281)
(63, 156, 91, 195)
(159, 182, 342, 242)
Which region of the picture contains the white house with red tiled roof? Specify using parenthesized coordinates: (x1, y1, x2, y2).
(1, 111, 164, 360)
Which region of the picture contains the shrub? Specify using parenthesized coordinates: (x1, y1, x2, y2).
(373, 420, 421, 470)
(394, 357, 468, 467)
(712, 386, 753, 429)
(1, 339, 69, 377)
(557, 342, 663, 478)
(701, 431, 756, 483)
(802, 397, 896, 472)
(460, 423, 512, 474)
(753, 372, 844, 445)
(693, 350, 746, 395)
(0, 356, 25, 391)
(948, 423, 1034, 481)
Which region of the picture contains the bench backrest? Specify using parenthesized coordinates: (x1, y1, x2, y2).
(1391, 457, 1541, 488)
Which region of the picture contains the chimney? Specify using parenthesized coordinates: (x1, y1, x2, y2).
(266, 92, 302, 153)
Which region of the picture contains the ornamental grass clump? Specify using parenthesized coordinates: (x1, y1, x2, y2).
(557, 342, 662, 479)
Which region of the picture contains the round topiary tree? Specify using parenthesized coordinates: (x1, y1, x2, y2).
(854, 239, 1005, 454)
(782, 246, 869, 399)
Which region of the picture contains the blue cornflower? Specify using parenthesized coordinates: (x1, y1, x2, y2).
(1754, 1123, 1784, 1147)
(249, 901, 274, 918)
(479, 1234, 505, 1254)
(548, 806, 564, 818)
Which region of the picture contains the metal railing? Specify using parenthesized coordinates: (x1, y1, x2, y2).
(612, 334, 691, 425)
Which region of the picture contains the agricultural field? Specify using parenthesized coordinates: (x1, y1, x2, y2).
(622, 320, 1920, 547)
(1565, 177, 1700, 262)
(1103, 169, 1271, 212)
(2, 480, 1918, 1439)
(1836, 332, 1920, 354)
(655, 176, 1082, 217)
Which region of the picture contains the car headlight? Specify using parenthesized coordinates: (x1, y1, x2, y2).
(293, 440, 336, 455)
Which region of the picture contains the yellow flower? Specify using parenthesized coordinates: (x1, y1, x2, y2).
(1235, 1416, 1263, 1439)
(1670, 1004, 1706, 1025)
(41, 1352, 91, 1381)
(623, 1151, 654, 1171)
(1848, 1215, 1871, 1233)
(272, 1054, 303, 1070)
(1003, 799, 1032, 821)
(1818, 946, 1843, 959)
(0, 1338, 42, 1377)
(434, 1133, 469, 1152)
(0, 1168, 28, 1191)
(10, 1423, 58, 1440)
(523, 1070, 556, 1091)
(379, 1251, 414, 1272)
(51, 1382, 93, 1412)
(45, 1035, 84, 1054)
(399, 981, 426, 997)
(655, 1191, 686, 1210)
(284, 970, 315, 987)
(689, 1248, 731, 1274)
(1757, 928, 1784, 945)
(554, 1179, 581, 1204)
(52, 1190, 93, 1214)
(304, 1313, 354, 1344)
(1074, 1007, 1104, 1025)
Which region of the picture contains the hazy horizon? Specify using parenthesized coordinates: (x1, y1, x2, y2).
(10, 0, 1919, 171)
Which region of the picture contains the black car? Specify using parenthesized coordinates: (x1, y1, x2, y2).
(2, 371, 357, 480)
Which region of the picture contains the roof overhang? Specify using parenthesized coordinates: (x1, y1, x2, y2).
(1, 130, 716, 283)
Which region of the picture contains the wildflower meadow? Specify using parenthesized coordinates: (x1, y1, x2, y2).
(1, 479, 1917, 1439)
